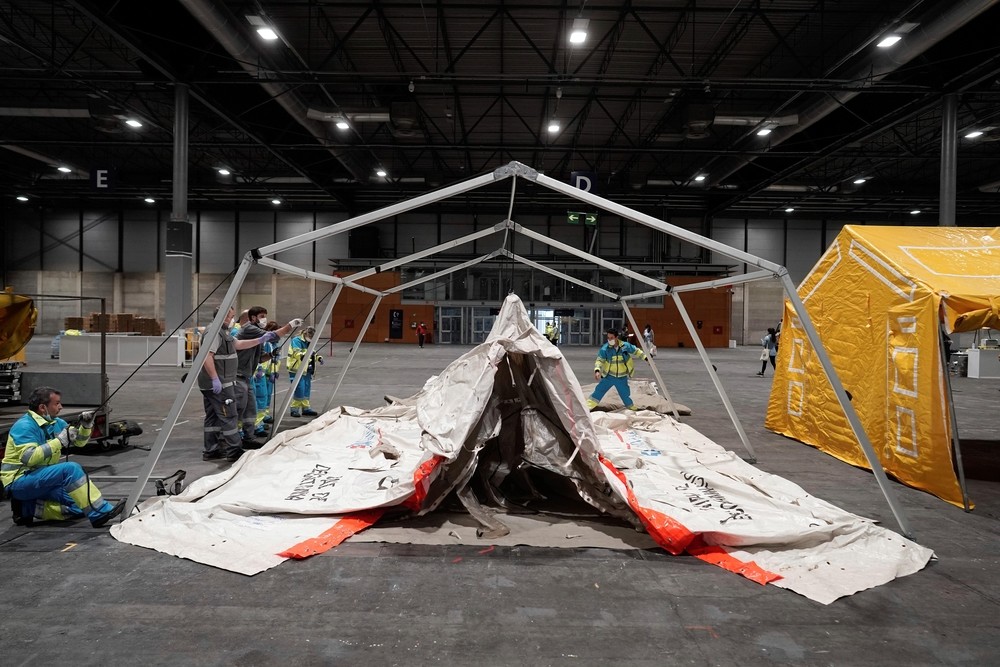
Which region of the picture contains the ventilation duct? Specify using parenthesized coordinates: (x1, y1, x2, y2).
(706, 0, 998, 187)
(178, 0, 371, 182)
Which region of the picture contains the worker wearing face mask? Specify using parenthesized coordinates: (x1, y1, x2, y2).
(287, 326, 323, 418)
(2, 386, 125, 528)
(235, 306, 301, 447)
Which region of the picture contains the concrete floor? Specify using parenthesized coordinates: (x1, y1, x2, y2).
(2, 336, 998, 665)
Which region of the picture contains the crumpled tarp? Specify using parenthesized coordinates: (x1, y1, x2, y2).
(113, 295, 933, 603)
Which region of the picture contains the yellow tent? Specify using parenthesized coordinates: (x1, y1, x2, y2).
(765, 226, 1000, 508)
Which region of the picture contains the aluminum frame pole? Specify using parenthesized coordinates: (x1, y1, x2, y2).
(383, 252, 501, 295)
(344, 223, 506, 284)
(668, 270, 776, 293)
(528, 166, 784, 272)
(939, 321, 970, 510)
(621, 301, 681, 420)
(123, 254, 254, 517)
(322, 295, 382, 413)
(500, 250, 619, 299)
(273, 282, 343, 435)
(257, 170, 508, 257)
(670, 292, 757, 461)
(257, 257, 383, 296)
(510, 222, 668, 292)
(779, 272, 912, 537)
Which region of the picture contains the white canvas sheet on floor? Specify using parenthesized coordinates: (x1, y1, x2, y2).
(112, 295, 933, 603)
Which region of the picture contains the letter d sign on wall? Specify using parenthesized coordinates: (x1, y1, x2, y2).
(571, 171, 598, 194)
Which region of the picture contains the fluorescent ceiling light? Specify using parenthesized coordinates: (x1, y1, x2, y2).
(694, 174, 706, 182)
(271, 198, 282, 205)
(569, 18, 589, 45)
(547, 120, 561, 133)
(853, 178, 867, 184)
(785, 207, 795, 213)
(257, 27, 279, 41)
(877, 35, 901, 48)
(144, 197, 155, 203)
(376, 169, 387, 177)
(57, 166, 72, 173)
(910, 209, 921, 215)
(965, 130, 984, 139)
(218, 168, 231, 175)
(335, 120, 350, 130)
(125, 119, 143, 128)
(756, 127, 772, 136)
(16, 195, 29, 201)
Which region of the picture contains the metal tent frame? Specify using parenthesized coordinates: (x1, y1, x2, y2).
(124, 161, 912, 538)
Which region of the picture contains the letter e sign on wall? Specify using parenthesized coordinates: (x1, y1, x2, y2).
(90, 168, 115, 190)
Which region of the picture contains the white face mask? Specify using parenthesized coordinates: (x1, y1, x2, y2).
(258, 317, 268, 327)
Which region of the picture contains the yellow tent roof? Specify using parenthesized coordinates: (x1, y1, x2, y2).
(843, 226, 1000, 332)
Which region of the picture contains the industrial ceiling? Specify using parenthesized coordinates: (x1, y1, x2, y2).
(2, 0, 999, 220)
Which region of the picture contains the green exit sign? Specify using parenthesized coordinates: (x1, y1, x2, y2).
(567, 211, 598, 225)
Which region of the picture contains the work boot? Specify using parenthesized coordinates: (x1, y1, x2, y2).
(262, 416, 274, 424)
(226, 448, 245, 463)
(91, 499, 126, 528)
(11, 498, 33, 527)
(626, 404, 640, 412)
(290, 409, 301, 418)
(242, 437, 265, 450)
(302, 408, 319, 417)
(253, 426, 268, 437)
(585, 398, 599, 410)
(202, 449, 224, 461)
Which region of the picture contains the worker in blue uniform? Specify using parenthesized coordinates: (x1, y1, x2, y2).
(587, 328, 647, 411)
(1, 386, 125, 527)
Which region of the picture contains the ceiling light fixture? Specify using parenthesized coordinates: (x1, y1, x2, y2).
(910, 209, 921, 215)
(569, 18, 589, 45)
(694, 174, 706, 182)
(271, 198, 282, 205)
(16, 195, 29, 202)
(876, 35, 901, 48)
(785, 207, 795, 213)
(965, 130, 984, 139)
(125, 119, 143, 128)
(257, 27, 279, 41)
(547, 120, 561, 133)
(57, 166, 72, 173)
(376, 168, 387, 178)
(756, 127, 772, 136)
(853, 177, 867, 184)
(144, 197, 155, 203)
(218, 168, 231, 176)
(335, 120, 350, 130)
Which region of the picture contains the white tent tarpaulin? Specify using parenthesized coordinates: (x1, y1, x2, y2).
(113, 296, 932, 604)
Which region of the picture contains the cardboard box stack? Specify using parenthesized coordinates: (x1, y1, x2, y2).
(85, 312, 163, 335)
(63, 316, 85, 330)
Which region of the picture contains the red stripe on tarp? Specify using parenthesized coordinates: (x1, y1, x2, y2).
(687, 538, 782, 585)
(599, 455, 696, 555)
(278, 509, 385, 559)
(401, 455, 444, 511)
(599, 455, 782, 585)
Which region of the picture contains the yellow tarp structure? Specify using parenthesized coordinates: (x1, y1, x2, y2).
(765, 226, 1000, 508)
(0, 291, 37, 362)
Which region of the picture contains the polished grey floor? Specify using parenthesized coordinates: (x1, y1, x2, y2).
(1, 336, 998, 666)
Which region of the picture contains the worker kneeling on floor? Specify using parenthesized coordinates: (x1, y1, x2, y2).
(1, 386, 125, 528)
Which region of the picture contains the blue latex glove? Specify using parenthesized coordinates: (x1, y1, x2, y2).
(211, 377, 223, 394)
(269, 373, 278, 383)
(254, 367, 265, 380)
(261, 332, 279, 344)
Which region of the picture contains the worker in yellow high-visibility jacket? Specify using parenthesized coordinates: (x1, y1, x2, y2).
(587, 328, 646, 411)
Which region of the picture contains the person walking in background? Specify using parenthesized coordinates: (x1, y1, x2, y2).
(643, 324, 656, 357)
(757, 327, 779, 376)
(417, 322, 428, 348)
(544, 321, 560, 346)
(587, 328, 647, 411)
(288, 326, 323, 418)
